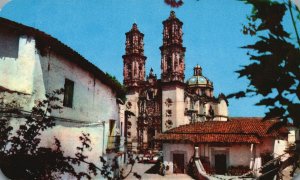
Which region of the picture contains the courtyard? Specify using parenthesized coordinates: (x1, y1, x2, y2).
(123, 162, 194, 180)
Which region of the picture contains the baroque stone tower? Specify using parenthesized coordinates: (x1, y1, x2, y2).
(122, 23, 147, 151)
(122, 11, 229, 150)
(123, 23, 146, 88)
(160, 11, 186, 132)
(160, 11, 185, 82)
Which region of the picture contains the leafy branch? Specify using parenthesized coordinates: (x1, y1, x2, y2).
(0, 89, 139, 179)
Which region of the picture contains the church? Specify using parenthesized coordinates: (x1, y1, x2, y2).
(123, 11, 228, 151)
(122, 11, 292, 177)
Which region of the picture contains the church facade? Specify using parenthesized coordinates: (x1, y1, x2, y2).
(122, 11, 291, 178)
(123, 11, 228, 151)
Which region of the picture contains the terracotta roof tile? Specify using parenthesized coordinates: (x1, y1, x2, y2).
(156, 133, 260, 144)
(166, 117, 287, 136)
(156, 117, 288, 144)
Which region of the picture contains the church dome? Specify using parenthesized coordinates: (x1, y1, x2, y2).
(187, 65, 213, 87)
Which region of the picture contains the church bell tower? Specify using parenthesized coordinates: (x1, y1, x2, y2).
(122, 23, 147, 151)
(160, 11, 185, 82)
(161, 11, 186, 132)
(123, 23, 146, 88)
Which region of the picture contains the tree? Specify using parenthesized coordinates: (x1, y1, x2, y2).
(0, 89, 137, 179)
(227, 0, 300, 129)
(0, 89, 95, 179)
(228, 0, 300, 177)
(228, 0, 300, 178)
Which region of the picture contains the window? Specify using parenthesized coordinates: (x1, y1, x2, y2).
(127, 64, 132, 77)
(147, 89, 154, 99)
(121, 122, 123, 136)
(63, 78, 74, 108)
(109, 120, 115, 136)
(167, 57, 172, 73)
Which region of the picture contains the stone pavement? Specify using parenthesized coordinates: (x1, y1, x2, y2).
(123, 162, 194, 180)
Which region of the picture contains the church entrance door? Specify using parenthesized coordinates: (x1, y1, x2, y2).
(173, 153, 184, 174)
(147, 128, 155, 149)
(215, 154, 227, 174)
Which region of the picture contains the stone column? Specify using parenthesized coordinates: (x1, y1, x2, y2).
(249, 144, 255, 170)
(195, 146, 199, 159)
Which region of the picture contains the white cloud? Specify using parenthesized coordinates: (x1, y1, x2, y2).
(0, 0, 11, 11)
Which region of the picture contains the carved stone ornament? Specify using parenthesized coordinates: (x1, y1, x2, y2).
(166, 109, 172, 117)
(127, 131, 131, 138)
(165, 119, 173, 129)
(126, 101, 132, 109)
(165, 98, 173, 107)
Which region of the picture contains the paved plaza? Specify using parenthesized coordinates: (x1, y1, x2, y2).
(123, 162, 194, 180)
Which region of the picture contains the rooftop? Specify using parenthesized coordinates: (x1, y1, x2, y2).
(156, 117, 288, 144)
(0, 17, 124, 97)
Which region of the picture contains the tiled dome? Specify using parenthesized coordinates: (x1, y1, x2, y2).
(187, 65, 212, 87)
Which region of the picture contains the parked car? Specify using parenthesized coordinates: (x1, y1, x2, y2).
(148, 152, 163, 164)
(137, 150, 163, 163)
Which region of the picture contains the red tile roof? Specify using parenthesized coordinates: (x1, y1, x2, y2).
(156, 133, 260, 144)
(156, 117, 288, 144)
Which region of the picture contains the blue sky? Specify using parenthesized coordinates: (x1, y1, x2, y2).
(0, 0, 278, 117)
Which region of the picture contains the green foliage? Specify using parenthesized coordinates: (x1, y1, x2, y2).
(228, 0, 300, 128)
(105, 72, 127, 102)
(0, 90, 99, 179)
(0, 90, 132, 179)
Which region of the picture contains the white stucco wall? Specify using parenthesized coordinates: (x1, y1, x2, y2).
(162, 85, 185, 132)
(0, 29, 121, 178)
(256, 137, 274, 155)
(163, 143, 194, 174)
(184, 100, 228, 122)
(163, 143, 255, 175)
(125, 91, 139, 151)
(0, 29, 119, 120)
(288, 130, 296, 144)
(0, 33, 45, 111)
(0, 35, 35, 95)
(217, 99, 228, 121)
(228, 145, 252, 167)
(204, 145, 251, 168)
(38, 51, 118, 123)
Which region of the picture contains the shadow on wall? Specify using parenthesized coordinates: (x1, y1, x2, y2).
(0, 28, 19, 59)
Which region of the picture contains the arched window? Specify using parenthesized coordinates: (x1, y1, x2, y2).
(139, 64, 143, 78)
(209, 105, 215, 117)
(127, 64, 132, 77)
(167, 57, 172, 73)
(147, 89, 154, 100)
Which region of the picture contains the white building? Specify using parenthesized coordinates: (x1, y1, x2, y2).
(156, 117, 290, 178)
(0, 17, 125, 178)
